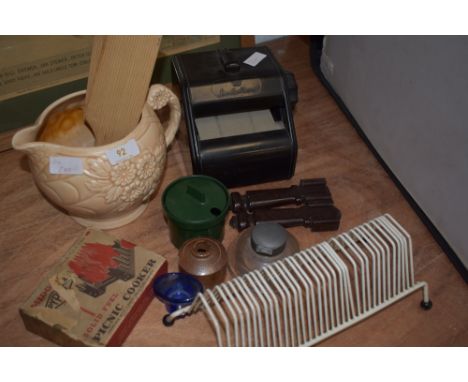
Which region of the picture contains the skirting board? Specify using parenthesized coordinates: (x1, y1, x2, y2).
(308, 36, 468, 283)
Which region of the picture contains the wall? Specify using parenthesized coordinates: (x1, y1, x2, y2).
(321, 36, 468, 268)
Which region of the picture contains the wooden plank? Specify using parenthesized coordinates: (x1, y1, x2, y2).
(0, 128, 17, 153)
(85, 36, 162, 145)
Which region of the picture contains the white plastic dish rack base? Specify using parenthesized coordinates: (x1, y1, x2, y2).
(164, 214, 432, 346)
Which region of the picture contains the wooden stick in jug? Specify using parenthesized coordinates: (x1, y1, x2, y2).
(85, 35, 162, 145)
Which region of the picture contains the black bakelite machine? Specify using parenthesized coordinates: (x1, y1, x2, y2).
(172, 47, 298, 188)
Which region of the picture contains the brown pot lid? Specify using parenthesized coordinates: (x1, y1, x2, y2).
(179, 237, 227, 277)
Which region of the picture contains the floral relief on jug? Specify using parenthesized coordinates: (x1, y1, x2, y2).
(12, 84, 181, 229)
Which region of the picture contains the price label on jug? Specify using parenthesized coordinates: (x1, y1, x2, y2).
(49, 156, 84, 175)
(106, 139, 140, 165)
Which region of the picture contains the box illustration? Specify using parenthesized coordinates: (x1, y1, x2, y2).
(20, 229, 167, 346)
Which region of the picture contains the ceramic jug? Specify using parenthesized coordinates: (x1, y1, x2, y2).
(12, 84, 181, 229)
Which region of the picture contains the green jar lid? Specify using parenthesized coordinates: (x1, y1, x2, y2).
(162, 175, 230, 230)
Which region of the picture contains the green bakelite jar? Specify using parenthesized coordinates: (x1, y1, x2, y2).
(162, 175, 230, 248)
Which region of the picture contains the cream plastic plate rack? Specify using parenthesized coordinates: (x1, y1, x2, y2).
(165, 214, 432, 346)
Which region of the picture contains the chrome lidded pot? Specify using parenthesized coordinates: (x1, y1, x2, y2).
(228, 222, 300, 276)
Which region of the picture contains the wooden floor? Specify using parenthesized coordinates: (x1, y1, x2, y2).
(0, 36, 467, 346)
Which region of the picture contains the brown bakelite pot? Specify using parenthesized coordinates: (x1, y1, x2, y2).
(178, 237, 227, 289)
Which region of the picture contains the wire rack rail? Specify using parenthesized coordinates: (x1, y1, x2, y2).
(165, 214, 432, 346)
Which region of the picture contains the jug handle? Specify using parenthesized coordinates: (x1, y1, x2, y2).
(147, 84, 181, 147)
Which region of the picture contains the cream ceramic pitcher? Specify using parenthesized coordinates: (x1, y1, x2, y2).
(12, 84, 181, 229)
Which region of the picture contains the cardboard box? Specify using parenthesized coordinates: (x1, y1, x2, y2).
(20, 229, 167, 346)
